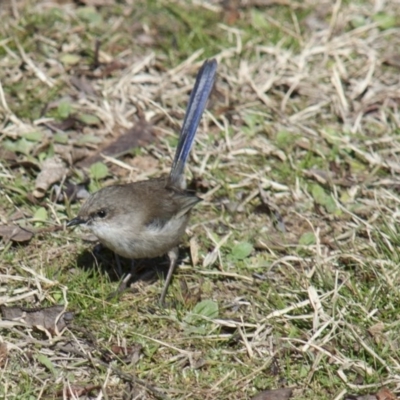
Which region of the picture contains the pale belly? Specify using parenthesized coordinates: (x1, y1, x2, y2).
(92, 216, 189, 259)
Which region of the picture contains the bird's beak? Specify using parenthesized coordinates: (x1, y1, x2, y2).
(67, 216, 86, 227)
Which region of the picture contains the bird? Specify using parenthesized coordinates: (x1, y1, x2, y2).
(67, 59, 218, 305)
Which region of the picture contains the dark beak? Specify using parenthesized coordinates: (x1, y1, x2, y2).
(67, 217, 86, 227)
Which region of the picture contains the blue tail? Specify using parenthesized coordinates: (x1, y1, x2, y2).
(168, 59, 218, 188)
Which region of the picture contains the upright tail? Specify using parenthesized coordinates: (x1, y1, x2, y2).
(168, 59, 218, 188)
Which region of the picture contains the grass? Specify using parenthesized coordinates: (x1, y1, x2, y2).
(1, 0, 400, 399)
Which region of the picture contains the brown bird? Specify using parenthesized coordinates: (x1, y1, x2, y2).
(67, 59, 218, 305)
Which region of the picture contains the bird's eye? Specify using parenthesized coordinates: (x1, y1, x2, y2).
(97, 210, 107, 218)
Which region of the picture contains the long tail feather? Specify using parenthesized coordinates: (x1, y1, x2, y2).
(168, 59, 217, 188)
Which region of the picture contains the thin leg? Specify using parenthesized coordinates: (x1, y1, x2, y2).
(117, 259, 135, 292)
(114, 253, 123, 277)
(159, 247, 179, 306)
(107, 258, 134, 300)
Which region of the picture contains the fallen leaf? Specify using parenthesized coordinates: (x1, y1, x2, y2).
(90, 162, 109, 180)
(376, 387, 397, 400)
(222, 0, 240, 25)
(60, 53, 80, 66)
(368, 321, 385, 345)
(0, 148, 18, 162)
(78, 118, 156, 167)
(0, 343, 8, 368)
(230, 242, 253, 260)
(1, 305, 74, 335)
(180, 279, 202, 308)
(70, 75, 96, 96)
(9, 159, 40, 171)
(257, 186, 286, 233)
(299, 232, 316, 246)
(53, 384, 101, 398)
(109, 344, 142, 364)
(33, 207, 48, 222)
(77, 113, 101, 126)
(0, 225, 34, 243)
(45, 116, 81, 132)
(185, 300, 218, 326)
(33, 156, 68, 198)
(251, 388, 293, 400)
(57, 100, 72, 119)
(37, 353, 56, 375)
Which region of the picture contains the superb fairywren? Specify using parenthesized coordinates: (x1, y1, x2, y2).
(67, 59, 217, 305)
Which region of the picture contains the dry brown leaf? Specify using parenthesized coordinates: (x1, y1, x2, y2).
(0, 148, 18, 162)
(70, 75, 96, 97)
(1, 305, 74, 335)
(46, 116, 80, 132)
(33, 156, 68, 198)
(78, 119, 156, 168)
(54, 384, 101, 398)
(109, 344, 142, 364)
(222, 0, 241, 25)
(376, 387, 397, 400)
(0, 343, 8, 368)
(0, 225, 34, 243)
(179, 279, 201, 307)
(251, 388, 293, 400)
(368, 321, 385, 345)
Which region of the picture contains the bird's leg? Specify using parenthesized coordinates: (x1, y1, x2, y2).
(159, 247, 179, 306)
(109, 255, 134, 299)
(114, 253, 123, 277)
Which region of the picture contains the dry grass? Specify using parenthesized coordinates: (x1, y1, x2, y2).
(1, 0, 400, 399)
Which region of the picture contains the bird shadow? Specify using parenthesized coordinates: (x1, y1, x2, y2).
(75, 244, 188, 295)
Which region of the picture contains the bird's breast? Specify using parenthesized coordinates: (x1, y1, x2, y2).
(90, 215, 189, 259)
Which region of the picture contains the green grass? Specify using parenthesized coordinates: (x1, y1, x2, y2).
(1, 0, 400, 399)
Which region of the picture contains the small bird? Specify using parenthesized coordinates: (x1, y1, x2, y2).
(67, 59, 218, 305)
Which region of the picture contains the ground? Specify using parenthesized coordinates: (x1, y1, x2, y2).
(1, 0, 400, 399)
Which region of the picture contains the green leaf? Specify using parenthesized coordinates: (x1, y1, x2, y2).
(90, 162, 108, 180)
(251, 9, 269, 30)
(311, 184, 327, 205)
(89, 180, 101, 192)
(33, 207, 48, 221)
(299, 232, 316, 246)
(78, 113, 101, 126)
(76, 6, 103, 24)
(3, 138, 35, 155)
(60, 54, 80, 66)
(57, 100, 72, 119)
(76, 134, 102, 145)
(231, 242, 253, 260)
(37, 354, 56, 375)
(54, 133, 69, 144)
(185, 300, 219, 326)
(23, 131, 45, 142)
(351, 16, 367, 28)
(311, 184, 339, 214)
(373, 13, 397, 30)
(324, 195, 338, 214)
(192, 300, 219, 319)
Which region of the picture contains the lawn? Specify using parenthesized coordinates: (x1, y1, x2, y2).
(1, 0, 400, 399)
